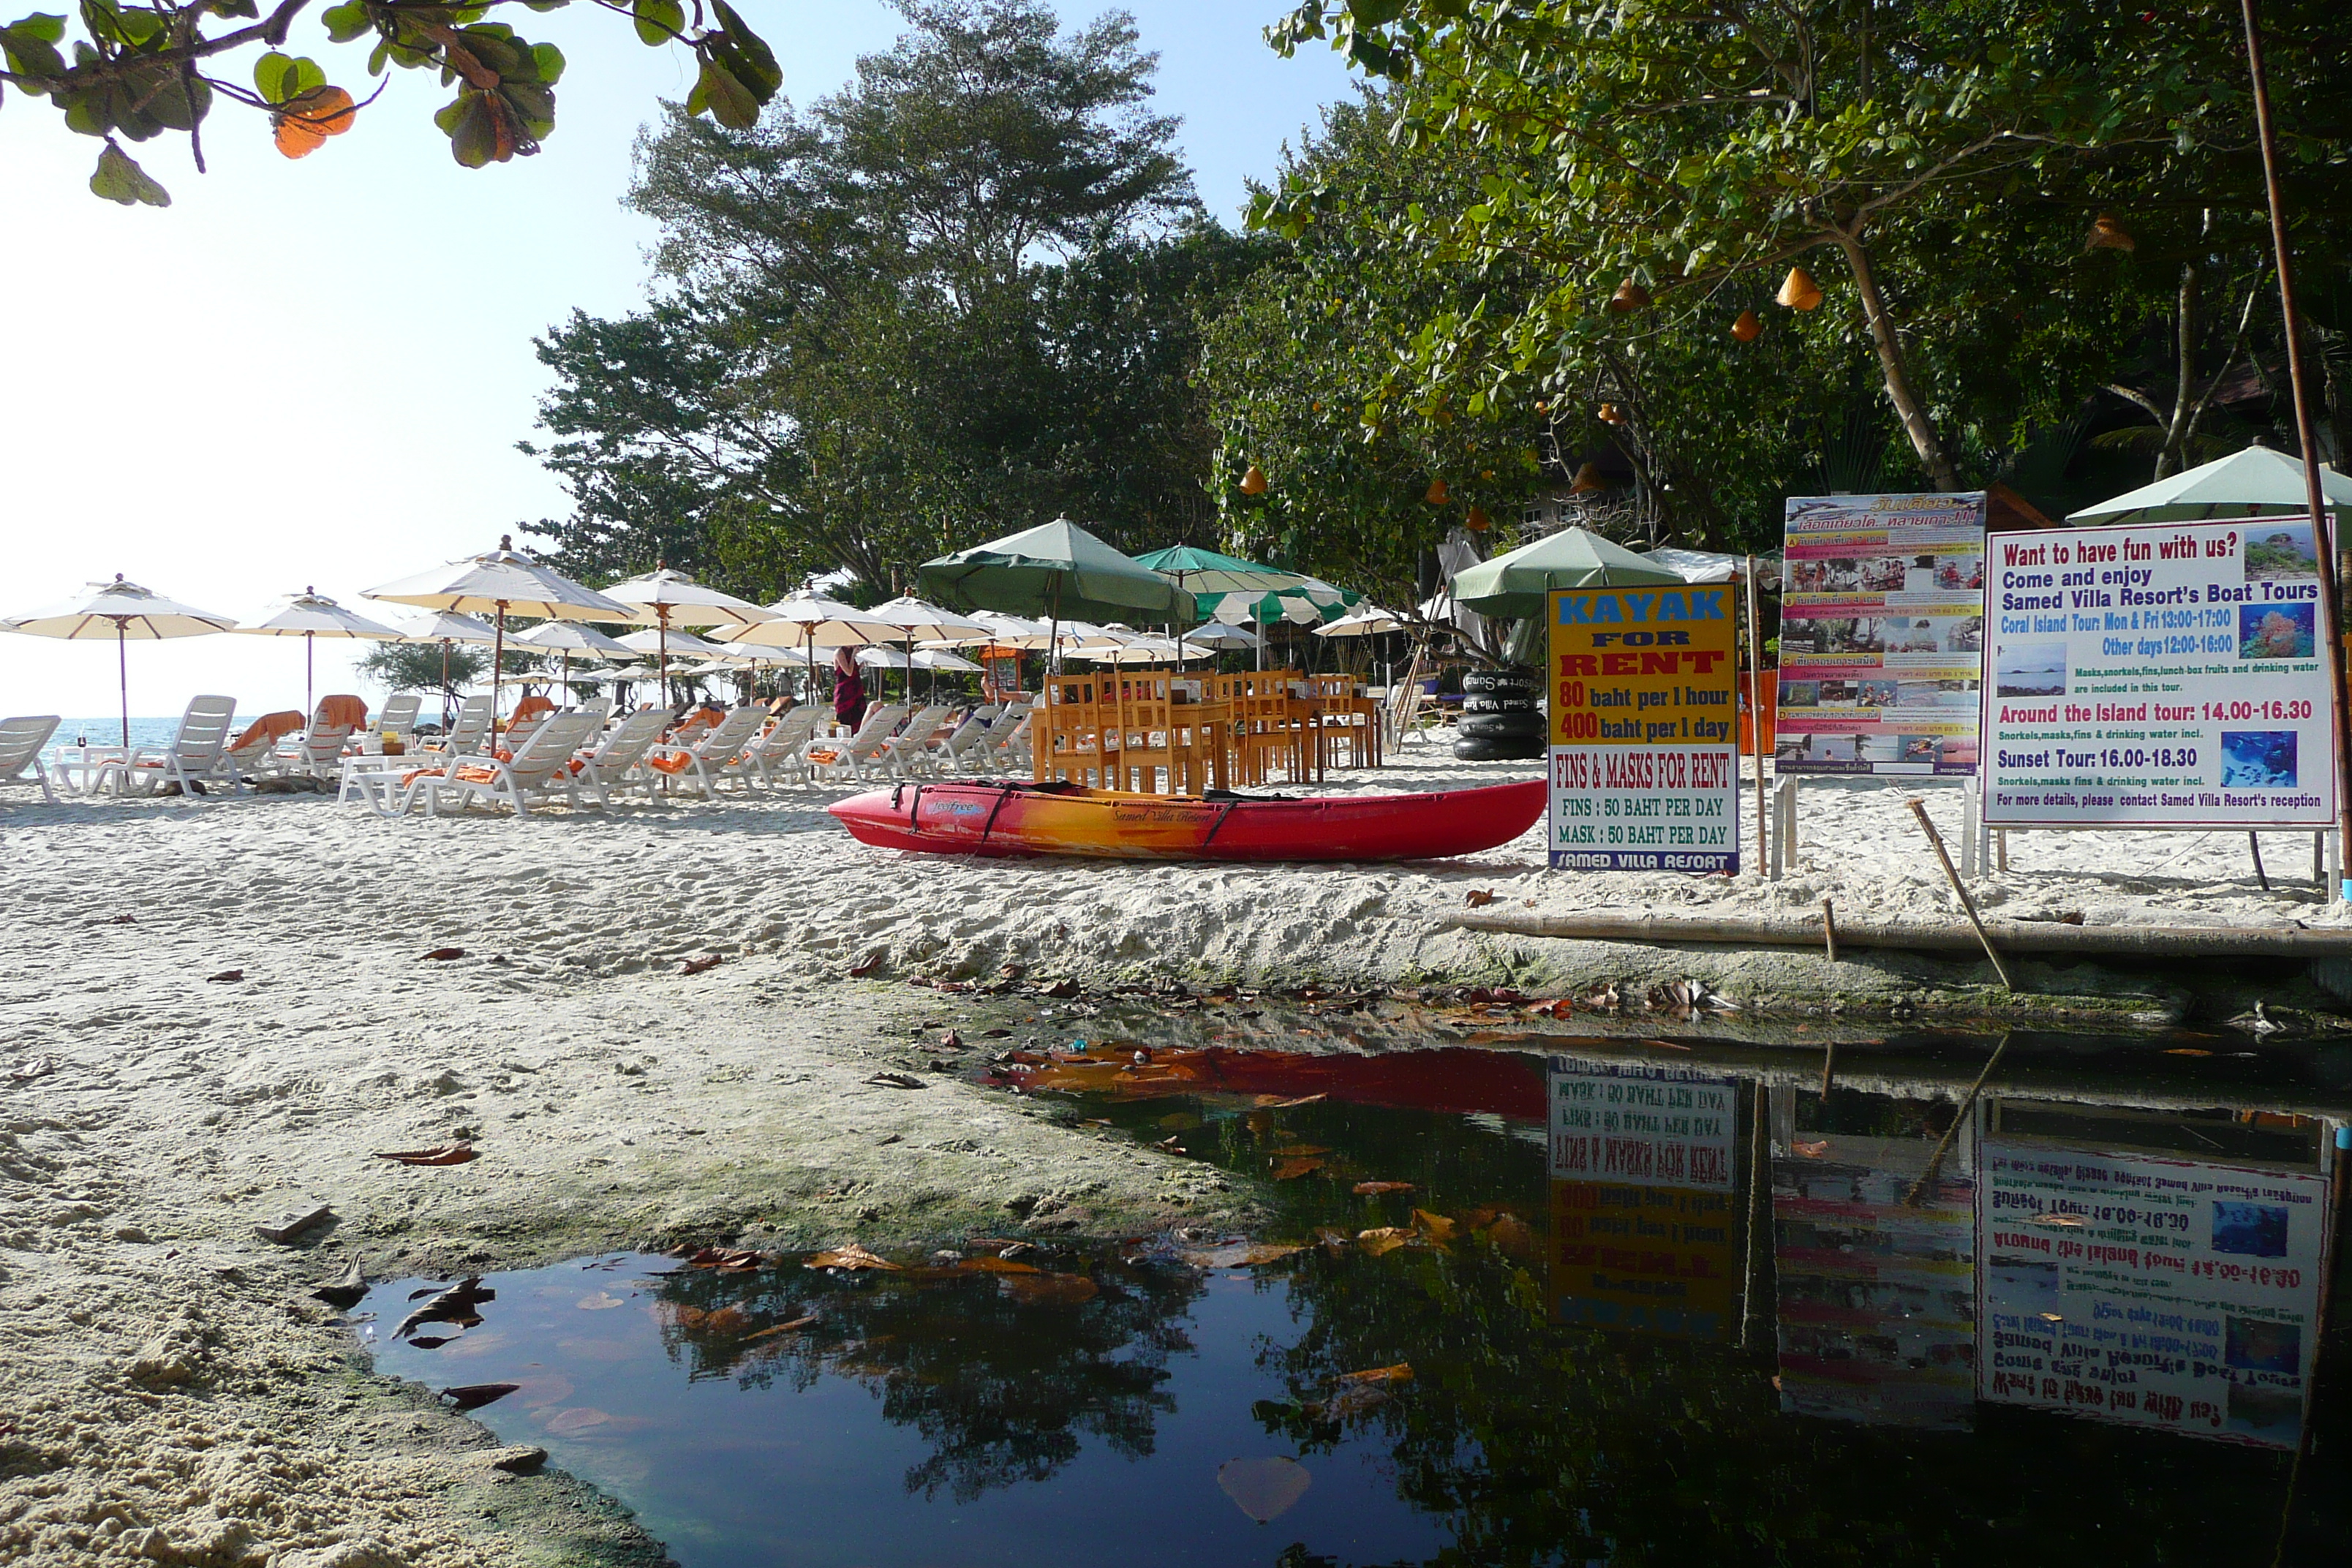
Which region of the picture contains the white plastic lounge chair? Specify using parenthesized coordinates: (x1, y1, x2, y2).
(647, 705, 768, 798)
(984, 712, 1033, 774)
(96, 696, 239, 797)
(374, 695, 423, 742)
(804, 703, 907, 784)
(0, 716, 61, 803)
(931, 709, 995, 773)
(402, 711, 601, 818)
(570, 696, 614, 728)
(877, 705, 952, 779)
(725, 706, 822, 790)
(423, 694, 494, 759)
(573, 709, 670, 805)
(502, 711, 549, 750)
(274, 701, 360, 780)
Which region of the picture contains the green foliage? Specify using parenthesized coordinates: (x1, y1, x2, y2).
(4, 0, 781, 202)
(1260, 0, 2352, 496)
(524, 0, 1267, 600)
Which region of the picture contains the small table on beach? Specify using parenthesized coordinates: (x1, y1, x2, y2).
(337, 753, 425, 810)
(49, 746, 130, 795)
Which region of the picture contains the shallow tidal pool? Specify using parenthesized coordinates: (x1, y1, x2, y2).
(358, 1034, 2348, 1567)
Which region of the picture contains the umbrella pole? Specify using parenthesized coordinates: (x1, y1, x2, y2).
(117, 622, 129, 750)
(492, 603, 507, 731)
(658, 605, 671, 711)
(440, 640, 452, 729)
(305, 631, 314, 719)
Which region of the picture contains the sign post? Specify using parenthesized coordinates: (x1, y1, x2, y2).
(1982, 517, 2337, 832)
(1546, 584, 1740, 872)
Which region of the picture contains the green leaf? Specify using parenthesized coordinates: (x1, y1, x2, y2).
(143, 69, 209, 129)
(252, 50, 293, 102)
(689, 56, 758, 129)
(320, 0, 371, 43)
(707, 0, 778, 95)
(88, 142, 168, 206)
(529, 40, 562, 83)
(501, 77, 552, 134)
(0, 23, 67, 82)
(6, 10, 65, 42)
(631, 0, 680, 45)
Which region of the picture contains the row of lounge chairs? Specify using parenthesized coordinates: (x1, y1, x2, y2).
(0, 696, 429, 802)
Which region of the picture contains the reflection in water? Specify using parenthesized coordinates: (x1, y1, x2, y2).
(356, 1035, 2345, 1567)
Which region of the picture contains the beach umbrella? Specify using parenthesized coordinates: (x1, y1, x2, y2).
(1450, 526, 1681, 619)
(363, 536, 629, 721)
(5, 574, 236, 747)
(1313, 603, 1409, 637)
(381, 610, 498, 728)
(2066, 445, 2352, 527)
(1177, 620, 1262, 651)
(1131, 545, 1322, 662)
(919, 518, 1192, 671)
(617, 626, 733, 661)
(230, 587, 402, 717)
(1075, 637, 1206, 666)
(513, 619, 638, 696)
(731, 593, 902, 704)
(864, 595, 991, 701)
(598, 565, 775, 707)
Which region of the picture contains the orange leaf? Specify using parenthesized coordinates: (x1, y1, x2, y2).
(1352, 1180, 1414, 1196)
(1268, 1144, 1330, 1157)
(1335, 1362, 1414, 1386)
(1271, 1157, 1324, 1181)
(274, 86, 357, 159)
(957, 1255, 1043, 1275)
(1357, 1226, 1413, 1256)
(1411, 1210, 1456, 1243)
(807, 1243, 900, 1271)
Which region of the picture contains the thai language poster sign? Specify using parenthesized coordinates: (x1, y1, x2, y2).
(1776, 492, 1986, 775)
(1548, 1060, 1740, 1339)
(1546, 584, 1738, 872)
(1977, 1140, 2329, 1449)
(1981, 518, 2337, 827)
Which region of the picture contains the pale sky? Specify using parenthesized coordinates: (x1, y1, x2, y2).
(0, 1, 1352, 719)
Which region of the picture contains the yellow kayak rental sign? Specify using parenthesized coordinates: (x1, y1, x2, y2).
(1546, 584, 1740, 872)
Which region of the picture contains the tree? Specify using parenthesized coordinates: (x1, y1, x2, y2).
(525, 1, 1265, 597)
(1265, 0, 2352, 492)
(0, 0, 780, 207)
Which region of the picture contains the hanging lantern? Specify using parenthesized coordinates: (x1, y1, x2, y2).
(2086, 214, 2136, 252)
(1730, 309, 1763, 343)
(1775, 266, 1824, 311)
(1424, 478, 1450, 506)
(1239, 464, 1269, 496)
(1567, 462, 1605, 494)
(1464, 505, 1492, 532)
(1597, 402, 1627, 425)
(1607, 279, 1653, 313)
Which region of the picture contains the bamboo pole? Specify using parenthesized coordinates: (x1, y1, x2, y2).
(1907, 797, 2018, 990)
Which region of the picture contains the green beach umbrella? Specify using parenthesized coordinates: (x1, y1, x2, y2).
(1451, 527, 1683, 619)
(919, 518, 1194, 623)
(1131, 544, 1313, 598)
(2066, 445, 2352, 527)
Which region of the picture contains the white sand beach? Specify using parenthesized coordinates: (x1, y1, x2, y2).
(3, 753, 2345, 1564)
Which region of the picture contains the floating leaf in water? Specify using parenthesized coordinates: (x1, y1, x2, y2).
(1411, 1210, 1456, 1243)
(544, 1406, 611, 1434)
(1240, 1244, 1303, 1267)
(807, 1243, 900, 1272)
(1218, 1455, 1311, 1523)
(959, 1255, 1044, 1275)
(1271, 1157, 1324, 1181)
(671, 1304, 750, 1335)
(1268, 1144, 1330, 1158)
(685, 1248, 764, 1271)
(1353, 1180, 1414, 1196)
(1357, 1227, 1414, 1256)
(513, 1375, 573, 1409)
(1335, 1362, 1413, 1386)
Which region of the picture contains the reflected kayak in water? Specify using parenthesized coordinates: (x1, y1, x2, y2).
(826, 777, 1547, 862)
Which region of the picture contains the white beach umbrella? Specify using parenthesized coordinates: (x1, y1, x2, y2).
(1075, 638, 1206, 666)
(617, 626, 733, 660)
(939, 609, 1056, 650)
(712, 640, 817, 666)
(363, 536, 629, 719)
(1313, 603, 1409, 638)
(598, 566, 775, 706)
(733, 594, 902, 704)
(856, 647, 984, 672)
(514, 620, 639, 693)
(6, 573, 236, 747)
(863, 595, 992, 700)
(381, 610, 499, 729)
(233, 587, 402, 717)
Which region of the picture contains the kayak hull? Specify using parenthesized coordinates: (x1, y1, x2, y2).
(826, 778, 1546, 863)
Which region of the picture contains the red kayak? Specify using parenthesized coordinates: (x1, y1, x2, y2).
(826, 777, 1547, 862)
